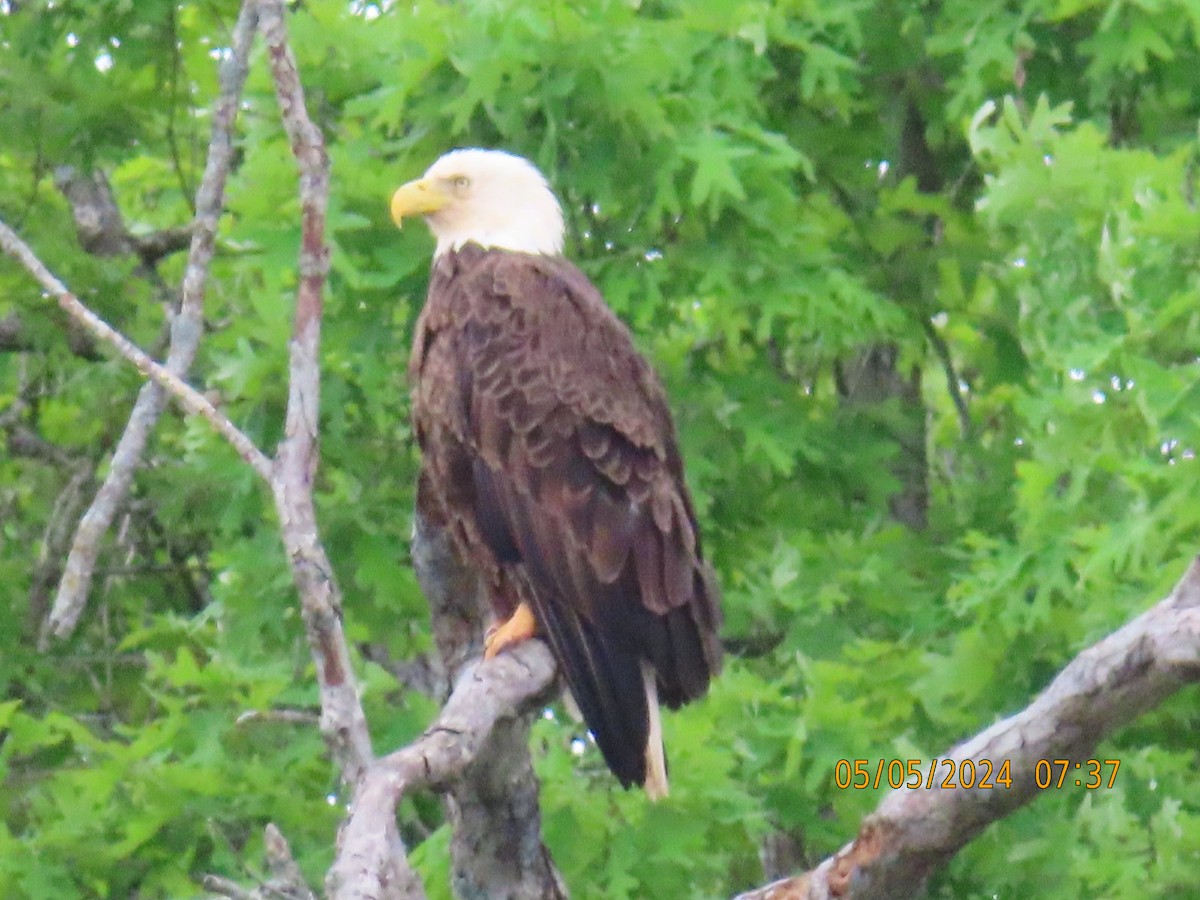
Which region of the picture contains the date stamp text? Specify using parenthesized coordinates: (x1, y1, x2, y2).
(833, 758, 1121, 790)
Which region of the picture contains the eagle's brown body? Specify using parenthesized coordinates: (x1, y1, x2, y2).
(410, 243, 722, 789)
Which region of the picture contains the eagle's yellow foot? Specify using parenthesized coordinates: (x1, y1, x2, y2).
(484, 602, 537, 660)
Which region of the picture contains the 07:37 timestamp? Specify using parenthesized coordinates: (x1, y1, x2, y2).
(1035, 758, 1121, 790)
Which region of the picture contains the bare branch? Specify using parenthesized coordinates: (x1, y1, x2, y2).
(327, 641, 559, 900)
(0, 221, 272, 483)
(202, 826, 316, 900)
(53, 167, 134, 257)
(8, 0, 398, 890)
(54, 166, 193, 265)
(735, 556, 1200, 899)
(235, 708, 321, 727)
(133, 226, 197, 265)
(256, 0, 373, 787)
(263, 824, 318, 900)
(203, 874, 256, 900)
(45, 0, 261, 642)
(28, 463, 95, 634)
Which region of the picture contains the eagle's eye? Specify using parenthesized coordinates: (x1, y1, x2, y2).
(451, 175, 471, 192)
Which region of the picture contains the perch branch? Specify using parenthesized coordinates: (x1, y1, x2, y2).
(45, 0, 260, 642)
(327, 641, 559, 900)
(327, 517, 564, 899)
(409, 514, 566, 898)
(735, 556, 1200, 899)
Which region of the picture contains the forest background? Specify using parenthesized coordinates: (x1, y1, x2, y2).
(1, 0, 1199, 897)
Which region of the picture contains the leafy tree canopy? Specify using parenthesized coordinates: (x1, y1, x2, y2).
(1, 0, 1198, 896)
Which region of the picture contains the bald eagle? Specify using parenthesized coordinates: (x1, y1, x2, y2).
(392, 148, 722, 798)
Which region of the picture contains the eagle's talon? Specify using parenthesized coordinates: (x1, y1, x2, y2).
(483, 601, 537, 660)
(482, 623, 500, 654)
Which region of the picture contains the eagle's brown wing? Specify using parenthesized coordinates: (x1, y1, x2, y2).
(416, 246, 722, 789)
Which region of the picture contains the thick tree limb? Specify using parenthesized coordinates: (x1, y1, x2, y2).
(327, 641, 559, 900)
(53, 167, 134, 257)
(444, 704, 568, 900)
(326, 516, 564, 899)
(410, 514, 491, 691)
(46, 0, 260, 642)
(409, 515, 566, 900)
(735, 556, 1200, 899)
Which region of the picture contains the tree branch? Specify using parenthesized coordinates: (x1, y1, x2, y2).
(4, 0, 375, 832)
(256, 0, 374, 789)
(5, 1, 395, 892)
(45, 0, 260, 642)
(921, 317, 972, 440)
(326, 517, 565, 899)
(262, 823, 318, 900)
(735, 556, 1200, 899)
(409, 515, 566, 899)
(53, 165, 195, 264)
(327, 640, 559, 900)
(15, 6, 556, 898)
(0, 220, 273, 484)
(202, 825, 315, 900)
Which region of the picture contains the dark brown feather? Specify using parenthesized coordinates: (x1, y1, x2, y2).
(410, 243, 723, 789)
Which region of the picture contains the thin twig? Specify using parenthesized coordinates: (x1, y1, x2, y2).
(202, 874, 256, 900)
(922, 317, 972, 439)
(45, 0, 261, 642)
(235, 709, 321, 727)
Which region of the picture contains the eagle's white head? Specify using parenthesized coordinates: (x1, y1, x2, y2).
(390, 148, 565, 258)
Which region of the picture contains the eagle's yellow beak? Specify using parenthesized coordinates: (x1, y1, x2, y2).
(390, 178, 450, 228)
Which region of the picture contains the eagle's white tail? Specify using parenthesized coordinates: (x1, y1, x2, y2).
(641, 661, 669, 800)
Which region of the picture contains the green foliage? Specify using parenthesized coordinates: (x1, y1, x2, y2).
(2, 0, 1200, 896)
